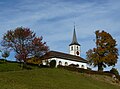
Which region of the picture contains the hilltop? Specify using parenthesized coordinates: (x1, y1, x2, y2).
(0, 63, 120, 89)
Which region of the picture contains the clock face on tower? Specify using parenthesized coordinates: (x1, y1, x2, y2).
(76, 51, 79, 55)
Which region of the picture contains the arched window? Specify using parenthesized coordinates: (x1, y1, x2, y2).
(65, 62, 68, 66)
(71, 46, 73, 51)
(77, 46, 79, 50)
(59, 61, 62, 65)
(76, 64, 79, 67)
(81, 65, 84, 68)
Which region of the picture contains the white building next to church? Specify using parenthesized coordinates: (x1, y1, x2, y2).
(42, 26, 88, 69)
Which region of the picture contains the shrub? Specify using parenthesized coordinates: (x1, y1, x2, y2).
(50, 60, 56, 68)
(69, 64, 79, 68)
(38, 64, 49, 68)
(110, 68, 119, 76)
(26, 57, 42, 64)
(58, 65, 113, 77)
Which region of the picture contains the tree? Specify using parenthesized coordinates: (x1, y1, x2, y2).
(31, 37, 49, 58)
(2, 50, 10, 62)
(86, 30, 119, 71)
(0, 50, 2, 59)
(1, 27, 49, 64)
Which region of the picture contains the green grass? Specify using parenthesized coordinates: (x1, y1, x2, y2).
(0, 60, 39, 72)
(0, 62, 22, 72)
(0, 68, 120, 89)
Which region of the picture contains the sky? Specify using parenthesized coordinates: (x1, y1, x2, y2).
(0, 0, 120, 72)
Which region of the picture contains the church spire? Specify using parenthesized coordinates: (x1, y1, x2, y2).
(69, 25, 80, 46)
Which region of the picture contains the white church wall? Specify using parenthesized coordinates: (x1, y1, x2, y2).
(43, 58, 87, 69)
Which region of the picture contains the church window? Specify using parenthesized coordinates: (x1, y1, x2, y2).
(81, 65, 84, 68)
(76, 51, 79, 55)
(59, 61, 62, 65)
(65, 62, 68, 66)
(77, 46, 79, 50)
(76, 64, 79, 67)
(71, 46, 73, 51)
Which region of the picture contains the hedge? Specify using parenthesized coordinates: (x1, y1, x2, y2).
(57, 65, 114, 77)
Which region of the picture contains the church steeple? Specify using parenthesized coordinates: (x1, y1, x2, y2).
(69, 25, 81, 56)
(69, 25, 80, 46)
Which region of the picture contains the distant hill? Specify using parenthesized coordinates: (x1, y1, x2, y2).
(0, 67, 120, 89)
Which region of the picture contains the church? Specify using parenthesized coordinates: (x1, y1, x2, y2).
(42, 26, 88, 69)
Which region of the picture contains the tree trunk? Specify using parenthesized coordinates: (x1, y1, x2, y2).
(98, 63, 103, 71)
(20, 62, 24, 69)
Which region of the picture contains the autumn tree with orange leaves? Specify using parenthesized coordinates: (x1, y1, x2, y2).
(86, 30, 119, 71)
(1, 27, 49, 64)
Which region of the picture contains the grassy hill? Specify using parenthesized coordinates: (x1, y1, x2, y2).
(0, 68, 120, 89)
(0, 60, 39, 72)
(0, 61, 21, 72)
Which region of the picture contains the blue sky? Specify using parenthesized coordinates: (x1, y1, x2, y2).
(0, 0, 120, 72)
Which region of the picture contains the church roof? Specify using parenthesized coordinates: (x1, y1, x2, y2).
(69, 26, 80, 46)
(41, 51, 87, 63)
